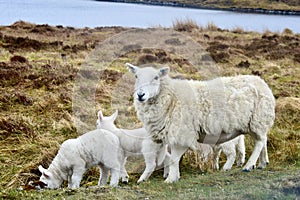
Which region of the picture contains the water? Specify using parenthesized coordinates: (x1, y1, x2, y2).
(0, 0, 299, 33)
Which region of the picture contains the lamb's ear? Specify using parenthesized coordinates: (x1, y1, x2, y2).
(38, 165, 45, 173)
(111, 110, 118, 122)
(126, 63, 138, 74)
(98, 110, 104, 122)
(39, 165, 51, 178)
(159, 67, 170, 77)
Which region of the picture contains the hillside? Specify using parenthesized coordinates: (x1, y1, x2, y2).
(102, 0, 300, 14)
(0, 21, 299, 199)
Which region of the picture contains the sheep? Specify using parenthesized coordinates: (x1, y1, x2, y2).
(96, 110, 169, 183)
(126, 63, 275, 183)
(195, 135, 245, 171)
(38, 129, 121, 189)
(212, 135, 245, 170)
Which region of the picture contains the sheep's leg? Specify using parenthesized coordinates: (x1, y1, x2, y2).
(165, 144, 187, 183)
(163, 152, 170, 178)
(120, 157, 129, 184)
(222, 144, 236, 171)
(236, 136, 246, 167)
(137, 153, 156, 183)
(109, 167, 120, 187)
(99, 164, 109, 186)
(257, 139, 269, 169)
(68, 168, 85, 189)
(212, 146, 221, 170)
(243, 136, 266, 171)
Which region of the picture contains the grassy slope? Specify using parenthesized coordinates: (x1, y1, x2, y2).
(0, 21, 299, 199)
(129, 0, 300, 11)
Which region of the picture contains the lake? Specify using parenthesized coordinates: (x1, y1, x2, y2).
(0, 0, 299, 33)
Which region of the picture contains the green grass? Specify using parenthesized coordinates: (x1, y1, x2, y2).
(1, 168, 299, 199)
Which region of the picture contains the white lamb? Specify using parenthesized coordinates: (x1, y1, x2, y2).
(212, 135, 245, 170)
(96, 110, 169, 183)
(38, 129, 121, 189)
(126, 63, 275, 183)
(195, 135, 245, 171)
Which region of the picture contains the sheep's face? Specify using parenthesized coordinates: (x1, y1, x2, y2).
(38, 165, 61, 189)
(96, 110, 118, 130)
(126, 63, 169, 102)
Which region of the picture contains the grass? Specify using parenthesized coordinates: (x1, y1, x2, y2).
(126, 0, 300, 11)
(0, 20, 299, 199)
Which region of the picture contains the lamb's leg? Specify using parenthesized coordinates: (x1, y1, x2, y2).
(99, 164, 109, 186)
(165, 144, 187, 183)
(68, 168, 85, 189)
(212, 146, 221, 170)
(236, 135, 246, 167)
(257, 139, 269, 169)
(120, 157, 129, 184)
(163, 152, 170, 178)
(243, 135, 266, 171)
(222, 143, 236, 171)
(137, 152, 156, 183)
(109, 168, 120, 187)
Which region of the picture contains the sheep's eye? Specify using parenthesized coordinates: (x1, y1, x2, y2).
(154, 76, 159, 80)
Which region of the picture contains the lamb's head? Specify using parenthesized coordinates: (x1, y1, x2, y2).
(38, 165, 62, 189)
(96, 110, 118, 130)
(126, 63, 169, 102)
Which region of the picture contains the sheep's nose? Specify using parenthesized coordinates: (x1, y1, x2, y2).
(137, 92, 145, 101)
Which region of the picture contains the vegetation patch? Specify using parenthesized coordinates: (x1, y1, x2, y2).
(0, 20, 299, 199)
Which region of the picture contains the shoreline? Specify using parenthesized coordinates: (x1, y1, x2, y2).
(95, 0, 300, 16)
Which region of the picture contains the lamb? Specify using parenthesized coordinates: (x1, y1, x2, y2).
(212, 135, 245, 170)
(38, 129, 121, 189)
(195, 135, 245, 171)
(126, 63, 275, 183)
(96, 110, 169, 183)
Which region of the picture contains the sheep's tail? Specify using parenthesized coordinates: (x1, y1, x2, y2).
(157, 145, 168, 166)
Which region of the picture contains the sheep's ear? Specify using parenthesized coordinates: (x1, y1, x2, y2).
(111, 110, 118, 122)
(159, 67, 170, 77)
(126, 63, 138, 74)
(38, 165, 45, 173)
(39, 165, 51, 178)
(98, 110, 104, 122)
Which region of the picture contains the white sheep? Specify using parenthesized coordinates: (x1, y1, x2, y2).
(212, 135, 245, 170)
(126, 63, 275, 183)
(38, 129, 121, 189)
(195, 135, 245, 171)
(96, 110, 169, 183)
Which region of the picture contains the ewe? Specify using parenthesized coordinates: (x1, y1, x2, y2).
(96, 110, 169, 183)
(126, 63, 275, 183)
(38, 129, 121, 189)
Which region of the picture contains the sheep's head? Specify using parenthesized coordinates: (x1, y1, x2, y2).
(96, 110, 118, 130)
(126, 63, 169, 102)
(38, 165, 62, 189)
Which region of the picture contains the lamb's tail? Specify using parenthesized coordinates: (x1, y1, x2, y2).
(157, 145, 168, 166)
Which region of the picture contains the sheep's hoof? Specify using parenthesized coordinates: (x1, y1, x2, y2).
(242, 168, 251, 172)
(122, 181, 128, 184)
(164, 177, 179, 183)
(242, 165, 255, 172)
(257, 161, 269, 169)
